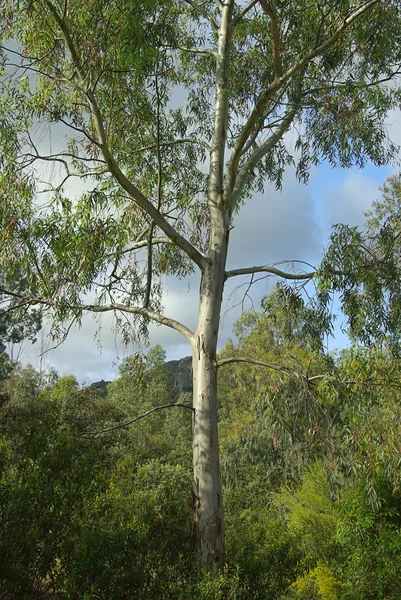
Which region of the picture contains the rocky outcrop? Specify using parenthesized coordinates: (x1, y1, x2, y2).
(89, 379, 110, 398)
(90, 356, 193, 400)
(165, 356, 192, 399)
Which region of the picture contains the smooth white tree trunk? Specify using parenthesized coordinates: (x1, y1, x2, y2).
(191, 211, 229, 566)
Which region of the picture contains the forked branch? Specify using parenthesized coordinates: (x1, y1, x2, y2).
(227, 0, 379, 191)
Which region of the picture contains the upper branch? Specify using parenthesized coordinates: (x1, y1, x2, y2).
(228, 103, 299, 213)
(123, 237, 174, 253)
(227, 0, 379, 193)
(233, 0, 259, 24)
(131, 138, 211, 154)
(183, 0, 219, 30)
(44, 1, 208, 272)
(175, 46, 218, 58)
(208, 0, 234, 207)
(259, 0, 282, 78)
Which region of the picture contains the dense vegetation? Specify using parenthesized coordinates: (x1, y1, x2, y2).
(2, 288, 401, 598)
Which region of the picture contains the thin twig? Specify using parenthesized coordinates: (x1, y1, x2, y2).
(83, 403, 195, 437)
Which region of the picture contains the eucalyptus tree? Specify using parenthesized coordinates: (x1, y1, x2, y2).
(0, 0, 400, 566)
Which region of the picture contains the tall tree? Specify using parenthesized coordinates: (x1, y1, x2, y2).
(0, 0, 400, 565)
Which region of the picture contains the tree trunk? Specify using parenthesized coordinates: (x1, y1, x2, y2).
(191, 211, 229, 567)
(191, 0, 232, 565)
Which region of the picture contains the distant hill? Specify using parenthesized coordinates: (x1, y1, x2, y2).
(89, 379, 110, 398)
(89, 356, 193, 400)
(165, 356, 192, 399)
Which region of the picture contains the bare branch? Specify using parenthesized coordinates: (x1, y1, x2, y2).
(83, 403, 195, 437)
(225, 264, 315, 280)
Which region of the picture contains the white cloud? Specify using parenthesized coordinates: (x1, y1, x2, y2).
(228, 168, 322, 269)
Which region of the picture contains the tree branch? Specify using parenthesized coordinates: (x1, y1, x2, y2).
(226, 0, 379, 194)
(225, 264, 315, 280)
(216, 356, 306, 381)
(44, 0, 208, 272)
(216, 357, 401, 389)
(228, 104, 299, 212)
(233, 0, 259, 24)
(123, 237, 174, 253)
(131, 138, 211, 154)
(176, 46, 217, 58)
(145, 61, 163, 309)
(0, 287, 195, 342)
(208, 0, 234, 209)
(83, 403, 195, 437)
(83, 303, 195, 342)
(259, 0, 282, 77)
(183, 0, 219, 30)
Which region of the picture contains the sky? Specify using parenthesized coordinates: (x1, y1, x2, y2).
(15, 161, 398, 385)
(12, 106, 401, 385)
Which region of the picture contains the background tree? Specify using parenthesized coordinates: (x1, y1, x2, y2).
(217, 301, 401, 599)
(1, 0, 401, 564)
(321, 174, 401, 354)
(0, 358, 195, 599)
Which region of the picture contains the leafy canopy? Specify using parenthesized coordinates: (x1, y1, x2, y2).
(0, 0, 400, 336)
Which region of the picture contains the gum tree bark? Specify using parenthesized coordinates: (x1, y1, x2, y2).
(192, 214, 231, 565)
(190, 0, 233, 564)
